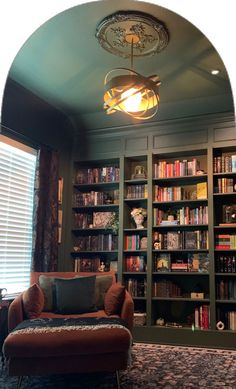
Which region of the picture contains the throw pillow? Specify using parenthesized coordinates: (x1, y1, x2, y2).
(39, 275, 79, 311)
(22, 283, 44, 319)
(39, 275, 56, 311)
(54, 276, 97, 314)
(104, 282, 125, 315)
(95, 275, 113, 309)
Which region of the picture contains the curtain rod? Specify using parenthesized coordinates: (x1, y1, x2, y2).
(0, 122, 54, 151)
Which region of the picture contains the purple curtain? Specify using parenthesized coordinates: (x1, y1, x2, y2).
(31, 146, 59, 271)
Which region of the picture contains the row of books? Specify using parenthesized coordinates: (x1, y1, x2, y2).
(213, 155, 236, 174)
(153, 158, 200, 178)
(75, 166, 120, 184)
(126, 278, 147, 297)
(73, 234, 118, 251)
(217, 309, 236, 331)
(215, 255, 236, 273)
(72, 190, 119, 206)
(124, 234, 147, 250)
(73, 211, 115, 229)
(125, 256, 146, 272)
(214, 178, 235, 194)
(153, 230, 209, 250)
(153, 253, 209, 272)
(153, 280, 181, 297)
(74, 257, 101, 272)
(126, 184, 148, 199)
(215, 234, 236, 249)
(153, 206, 208, 226)
(194, 305, 210, 330)
(217, 279, 236, 300)
(154, 183, 207, 202)
(154, 185, 192, 202)
(74, 258, 118, 272)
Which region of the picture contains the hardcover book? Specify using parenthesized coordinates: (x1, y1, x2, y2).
(126, 256, 145, 272)
(185, 231, 197, 249)
(155, 253, 171, 272)
(196, 182, 207, 199)
(167, 232, 181, 250)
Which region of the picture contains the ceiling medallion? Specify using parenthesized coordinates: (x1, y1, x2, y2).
(96, 11, 169, 58)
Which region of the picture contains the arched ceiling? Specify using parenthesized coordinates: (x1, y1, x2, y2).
(7, 0, 234, 128)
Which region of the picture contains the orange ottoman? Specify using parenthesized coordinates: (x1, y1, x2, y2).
(3, 317, 131, 387)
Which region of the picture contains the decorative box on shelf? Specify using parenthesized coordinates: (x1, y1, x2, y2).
(190, 292, 204, 299)
(134, 312, 146, 326)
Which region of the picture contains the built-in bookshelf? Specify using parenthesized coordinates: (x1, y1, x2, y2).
(213, 147, 236, 331)
(151, 150, 210, 329)
(71, 134, 236, 345)
(122, 156, 148, 321)
(72, 159, 120, 272)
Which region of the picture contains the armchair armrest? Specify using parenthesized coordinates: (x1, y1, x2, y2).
(8, 293, 24, 332)
(120, 290, 134, 332)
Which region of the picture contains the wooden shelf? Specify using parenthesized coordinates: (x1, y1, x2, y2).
(213, 192, 236, 196)
(152, 297, 210, 302)
(153, 224, 208, 229)
(153, 174, 207, 183)
(153, 272, 209, 276)
(73, 181, 119, 188)
(124, 179, 147, 184)
(152, 249, 209, 252)
(153, 199, 208, 205)
(72, 204, 118, 210)
(213, 172, 236, 177)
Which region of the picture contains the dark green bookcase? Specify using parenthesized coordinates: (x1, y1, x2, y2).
(69, 113, 236, 348)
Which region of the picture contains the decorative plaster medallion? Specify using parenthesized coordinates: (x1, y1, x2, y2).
(96, 11, 169, 58)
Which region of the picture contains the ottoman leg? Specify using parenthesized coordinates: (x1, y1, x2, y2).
(17, 376, 23, 389)
(116, 370, 121, 389)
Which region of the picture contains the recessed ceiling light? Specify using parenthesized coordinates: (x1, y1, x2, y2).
(211, 69, 220, 75)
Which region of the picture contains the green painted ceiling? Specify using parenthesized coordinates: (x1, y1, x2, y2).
(7, 0, 234, 128)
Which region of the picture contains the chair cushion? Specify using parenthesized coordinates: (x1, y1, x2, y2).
(22, 283, 44, 319)
(104, 282, 125, 315)
(54, 276, 97, 314)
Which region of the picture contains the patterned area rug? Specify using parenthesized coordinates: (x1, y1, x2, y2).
(1, 342, 236, 388)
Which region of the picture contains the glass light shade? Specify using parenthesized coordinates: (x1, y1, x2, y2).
(104, 68, 160, 120)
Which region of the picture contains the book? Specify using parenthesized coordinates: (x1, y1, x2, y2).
(222, 205, 236, 224)
(155, 253, 171, 272)
(125, 256, 145, 272)
(232, 155, 236, 173)
(109, 260, 118, 272)
(167, 232, 181, 250)
(185, 231, 197, 249)
(197, 182, 207, 199)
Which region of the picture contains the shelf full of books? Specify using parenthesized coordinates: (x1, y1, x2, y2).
(72, 159, 120, 273)
(151, 151, 210, 330)
(213, 147, 236, 333)
(122, 156, 148, 322)
(71, 143, 236, 341)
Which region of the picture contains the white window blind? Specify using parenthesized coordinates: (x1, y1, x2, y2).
(0, 135, 36, 295)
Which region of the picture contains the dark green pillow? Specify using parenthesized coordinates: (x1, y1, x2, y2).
(54, 276, 97, 314)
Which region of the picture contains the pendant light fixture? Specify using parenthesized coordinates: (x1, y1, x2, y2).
(96, 11, 169, 120)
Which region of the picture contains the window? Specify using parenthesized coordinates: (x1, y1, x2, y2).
(0, 135, 37, 295)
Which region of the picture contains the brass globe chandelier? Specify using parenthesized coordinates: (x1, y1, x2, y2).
(96, 11, 169, 121)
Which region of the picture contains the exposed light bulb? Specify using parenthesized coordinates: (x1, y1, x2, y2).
(121, 88, 142, 112)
